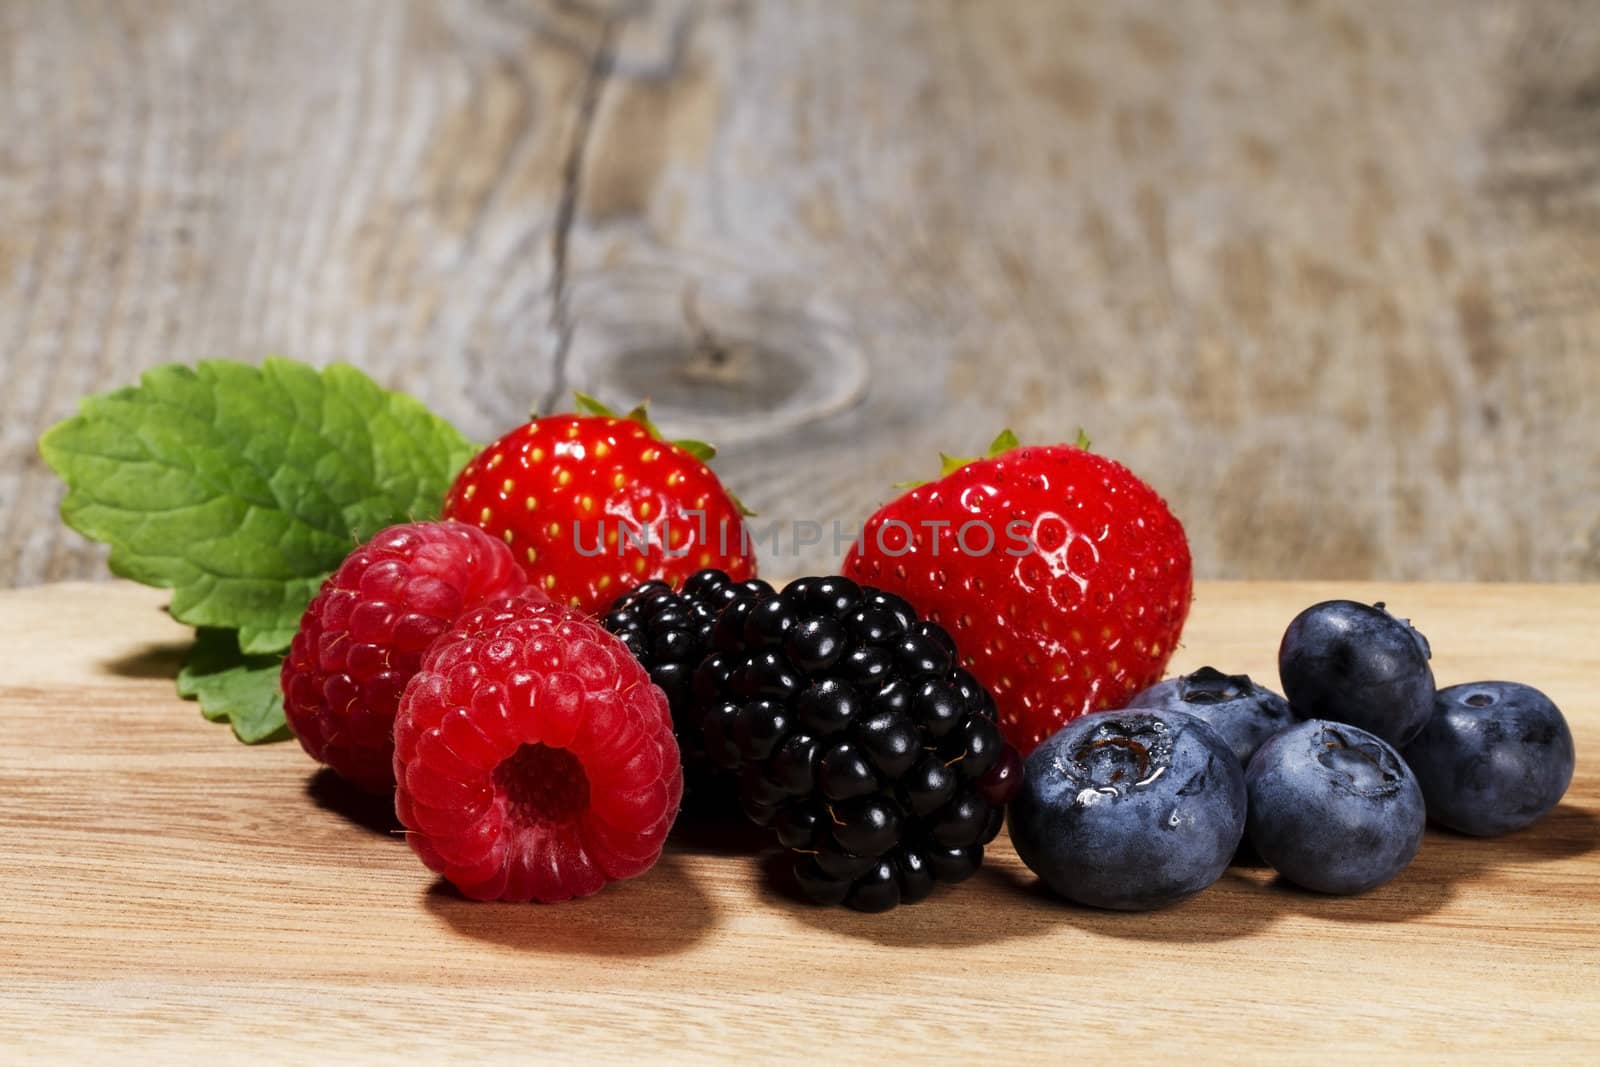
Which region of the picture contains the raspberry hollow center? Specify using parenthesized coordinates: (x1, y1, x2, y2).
(495, 743, 591, 824)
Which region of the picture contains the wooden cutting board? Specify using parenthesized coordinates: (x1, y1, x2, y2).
(2, 581, 1596, 1063)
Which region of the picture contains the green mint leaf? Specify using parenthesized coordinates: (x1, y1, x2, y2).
(238, 624, 299, 656)
(177, 629, 289, 744)
(39, 359, 475, 652)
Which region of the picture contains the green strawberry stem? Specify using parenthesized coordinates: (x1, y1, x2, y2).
(895, 427, 1091, 489)
(567, 391, 754, 516)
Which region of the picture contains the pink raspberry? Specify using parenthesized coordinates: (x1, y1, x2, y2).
(281, 521, 539, 792)
(393, 598, 683, 902)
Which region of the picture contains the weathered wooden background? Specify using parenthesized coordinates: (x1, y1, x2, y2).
(3, 0, 1597, 585)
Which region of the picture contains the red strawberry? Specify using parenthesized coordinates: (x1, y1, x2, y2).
(843, 432, 1192, 755)
(442, 396, 756, 615)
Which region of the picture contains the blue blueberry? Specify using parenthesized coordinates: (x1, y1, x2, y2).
(1246, 719, 1425, 895)
(1126, 666, 1296, 767)
(1278, 600, 1435, 747)
(1402, 681, 1575, 837)
(1009, 710, 1246, 911)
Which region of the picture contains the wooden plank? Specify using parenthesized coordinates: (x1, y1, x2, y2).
(3, 0, 1599, 588)
(0, 0, 607, 582)
(565, 0, 1600, 582)
(1, 580, 1595, 1062)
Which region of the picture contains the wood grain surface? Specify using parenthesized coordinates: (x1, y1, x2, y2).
(3, 0, 1600, 588)
(1, 579, 1595, 1063)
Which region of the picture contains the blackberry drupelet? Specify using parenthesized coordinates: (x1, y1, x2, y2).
(693, 576, 1024, 912)
(603, 569, 772, 796)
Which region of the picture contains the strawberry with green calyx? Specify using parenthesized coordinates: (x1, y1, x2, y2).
(844, 430, 1192, 755)
(442, 394, 757, 615)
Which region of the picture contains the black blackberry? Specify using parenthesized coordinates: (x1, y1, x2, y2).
(602, 569, 772, 792)
(693, 575, 1024, 911)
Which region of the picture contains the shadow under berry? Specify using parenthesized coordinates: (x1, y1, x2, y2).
(423, 852, 716, 957)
